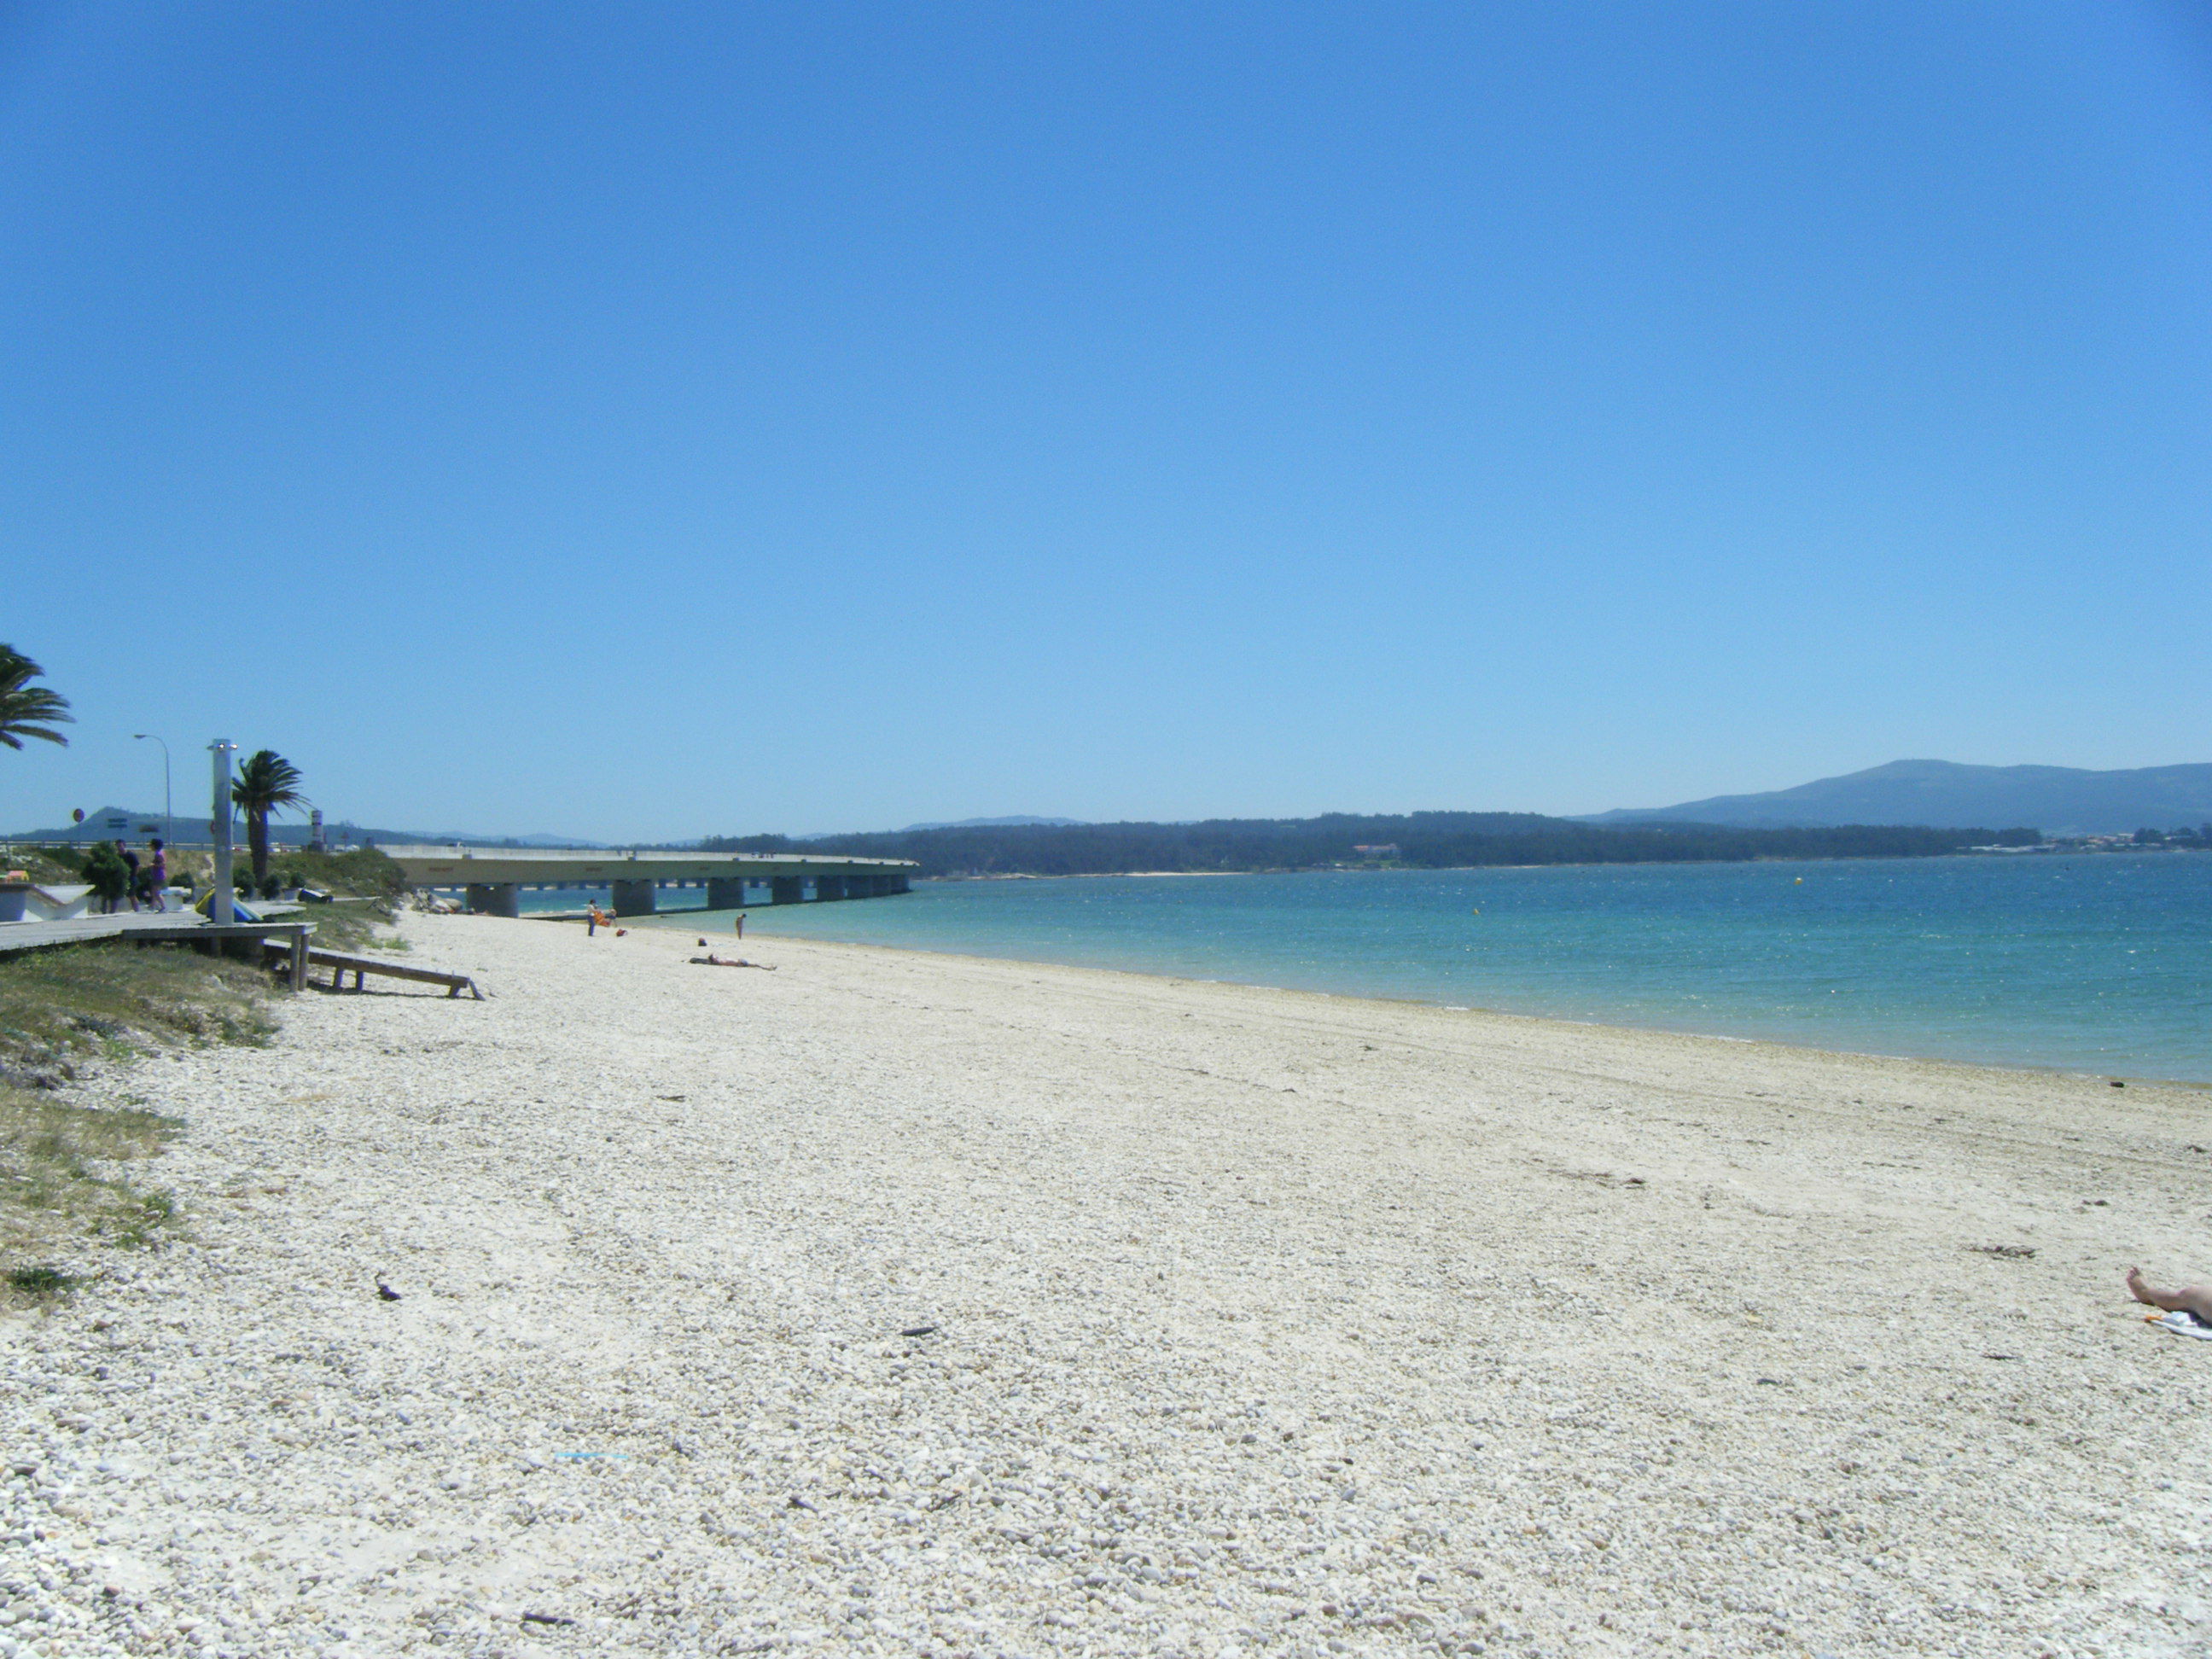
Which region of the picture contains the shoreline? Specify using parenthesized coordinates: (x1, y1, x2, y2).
(618, 904, 2212, 1089)
(9, 911, 2211, 1655)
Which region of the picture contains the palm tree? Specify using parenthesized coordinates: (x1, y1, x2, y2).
(0, 645, 72, 750)
(230, 749, 306, 885)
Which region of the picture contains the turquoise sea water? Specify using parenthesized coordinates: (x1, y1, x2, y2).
(619, 854, 2208, 1080)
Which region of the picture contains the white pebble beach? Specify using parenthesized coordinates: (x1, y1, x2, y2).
(6, 909, 2210, 1658)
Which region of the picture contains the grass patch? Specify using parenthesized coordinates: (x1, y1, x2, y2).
(0, 943, 276, 1091)
(0, 941, 279, 1292)
(2, 1086, 182, 1295)
(8, 1263, 81, 1297)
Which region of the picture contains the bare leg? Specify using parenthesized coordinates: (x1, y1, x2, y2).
(2128, 1267, 2212, 1322)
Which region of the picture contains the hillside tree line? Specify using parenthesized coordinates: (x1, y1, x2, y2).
(700, 812, 2043, 878)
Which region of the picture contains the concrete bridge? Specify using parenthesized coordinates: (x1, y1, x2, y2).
(379, 847, 919, 918)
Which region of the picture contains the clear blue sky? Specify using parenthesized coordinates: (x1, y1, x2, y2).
(3, 3, 2207, 841)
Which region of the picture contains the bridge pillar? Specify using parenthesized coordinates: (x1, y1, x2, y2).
(893, 873, 911, 894)
(867, 874, 891, 896)
(816, 874, 849, 901)
(771, 876, 805, 905)
(707, 877, 748, 910)
(611, 878, 657, 917)
(465, 882, 521, 918)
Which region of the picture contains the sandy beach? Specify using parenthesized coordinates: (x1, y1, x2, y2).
(7, 911, 2211, 1658)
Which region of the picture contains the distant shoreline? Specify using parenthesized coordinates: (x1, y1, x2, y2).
(921, 846, 2200, 878)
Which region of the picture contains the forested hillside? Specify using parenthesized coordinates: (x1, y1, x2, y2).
(702, 812, 2040, 878)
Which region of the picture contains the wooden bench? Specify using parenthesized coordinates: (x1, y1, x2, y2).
(263, 940, 485, 999)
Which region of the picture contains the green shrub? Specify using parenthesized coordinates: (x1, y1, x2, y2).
(81, 842, 131, 905)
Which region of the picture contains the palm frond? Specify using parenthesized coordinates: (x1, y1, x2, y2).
(231, 749, 308, 814)
(0, 644, 73, 750)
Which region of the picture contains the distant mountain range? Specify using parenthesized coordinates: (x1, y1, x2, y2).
(1585, 760, 2212, 837)
(21, 764, 2207, 852)
(3, 808, 602, 848)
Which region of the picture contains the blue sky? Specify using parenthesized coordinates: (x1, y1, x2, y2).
(3, 3, 2207, 841)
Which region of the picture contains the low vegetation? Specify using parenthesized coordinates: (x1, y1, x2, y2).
(0, 942, 279, 1301)
(278, 849, 409, 951)
(5, 839, 410, 954)
(0, 842, 90, 887)
(264, 845, 405, 901)
(0, 942, 275, 1089)
(1, 1089, 179, 1295)
(7, 841, 405, 899)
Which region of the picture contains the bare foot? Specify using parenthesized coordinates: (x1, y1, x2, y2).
(2128, 1266, 2158, 1307)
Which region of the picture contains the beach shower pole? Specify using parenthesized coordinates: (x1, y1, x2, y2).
(133, 734, 171, 835)
(209, 739, 237, 925)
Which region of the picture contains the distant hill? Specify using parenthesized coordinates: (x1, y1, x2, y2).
(3, 807, 602, 848)
(704, 811, 2041, 877)
(1585, 760, 2212, 836)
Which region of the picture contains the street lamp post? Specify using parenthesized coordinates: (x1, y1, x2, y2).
(133, 734, 172, 836)
(208, 739, 237, 925)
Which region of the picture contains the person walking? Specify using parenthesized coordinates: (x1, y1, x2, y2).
(139, 839, 168, 912)
(116, 840, 141, 912)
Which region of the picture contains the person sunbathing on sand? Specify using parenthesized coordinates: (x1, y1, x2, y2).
(2127, 1266, 2212, 1324)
